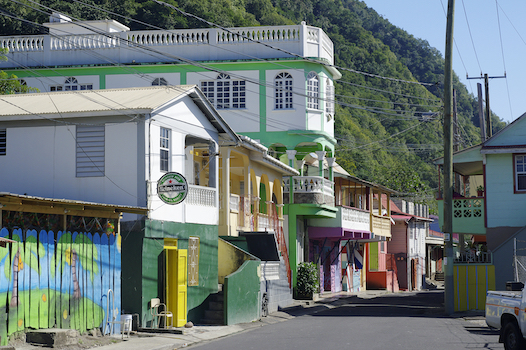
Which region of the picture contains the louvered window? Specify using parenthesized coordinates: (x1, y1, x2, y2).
(76, 125, 105, 177)
(0, 129, 5, 156)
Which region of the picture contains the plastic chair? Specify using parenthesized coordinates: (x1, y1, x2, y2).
(150, 298, 173, 329)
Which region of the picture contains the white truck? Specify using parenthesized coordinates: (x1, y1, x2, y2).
(486, 282, 526, 350)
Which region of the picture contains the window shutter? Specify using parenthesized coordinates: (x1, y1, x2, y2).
(76, 125, 105, 177)
(0, 129, 5, 156)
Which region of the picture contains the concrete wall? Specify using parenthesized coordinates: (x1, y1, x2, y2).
(224, 260, 261, 325)
(218, 238, 256, 285)
(260, 258, 293, 314)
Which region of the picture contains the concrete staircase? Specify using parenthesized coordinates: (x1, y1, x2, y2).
(200, 291, 224, 325)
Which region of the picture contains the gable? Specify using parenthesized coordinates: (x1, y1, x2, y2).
(485, 112, 526, 148)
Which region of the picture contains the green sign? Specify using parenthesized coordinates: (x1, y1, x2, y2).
(157, 172, 188, 205)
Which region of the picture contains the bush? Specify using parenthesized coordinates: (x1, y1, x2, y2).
(296, 262, 319, 298)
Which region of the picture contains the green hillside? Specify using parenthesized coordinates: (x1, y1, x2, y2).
(0, 0, 507, 205)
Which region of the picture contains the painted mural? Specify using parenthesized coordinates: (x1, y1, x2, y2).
(0, 211, 120, 346)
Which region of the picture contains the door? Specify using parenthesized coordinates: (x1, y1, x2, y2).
(165, 247, 187, 327)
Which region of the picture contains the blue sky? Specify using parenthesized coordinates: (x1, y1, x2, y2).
(361, 0, 526, 124)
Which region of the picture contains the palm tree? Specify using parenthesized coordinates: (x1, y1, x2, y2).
(51, 232, 99, 299)
(0, 231, 44, 307)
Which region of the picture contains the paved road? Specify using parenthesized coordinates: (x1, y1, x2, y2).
(192, 290, 503, 350)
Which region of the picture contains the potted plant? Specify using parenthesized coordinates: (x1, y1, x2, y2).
(296, 262, 320, 300)
(476, 185, 484, 197)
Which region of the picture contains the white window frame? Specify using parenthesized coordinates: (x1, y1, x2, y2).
(307, 72, 319, 110)
(515, 154, 526, 192)
(76, 125, 105, 177)
(51, 77, 93, 92)
(152, 77, 168, 86)
(201, 73, 246, 110)
(325, 78, 334, 119)
(275, 72, 293, 109)
(160, 127, 171, 172)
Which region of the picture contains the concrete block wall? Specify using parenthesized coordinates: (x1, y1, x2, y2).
(260, 257, 293, 314)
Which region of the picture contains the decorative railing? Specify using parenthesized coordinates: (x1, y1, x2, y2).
(454, 251, 492, 264)
(283, 176, 334, 196)
(229, 193, 239, 212)
(342, 206, 369, 224)
(258, 214, 270, 231)
(453, 198, 483, 219)
(127, 29, 210, 46)
(0, 35, 45, 52)
(186, 185, 216, 207)
(371, 214, 391, 238)
(51, 34, 120, 50)
(0, 24, 334, 67)
(218, 26, 301, 43)
(437, 197, 485, 235)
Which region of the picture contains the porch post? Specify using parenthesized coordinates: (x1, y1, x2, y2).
(327, 157, 336, 183)
(315, 151, 326, 178)
(286, 150, 297, 205)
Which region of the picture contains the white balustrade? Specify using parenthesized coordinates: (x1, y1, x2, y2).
(0, 24, 334, 67)
(186, 185, 216, 207)
(283, 176, 334, 196)
(342, 207, 369, 224)
(0, 36, 45, 52)
(229, 193, 239, 212)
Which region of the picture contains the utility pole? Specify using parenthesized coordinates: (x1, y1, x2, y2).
(443, 0, 455, 315)
(467, 73, 506, 139)
(477, 83, 486, 141)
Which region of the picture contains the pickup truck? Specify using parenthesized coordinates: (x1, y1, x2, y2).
(486, 282, 526, 350)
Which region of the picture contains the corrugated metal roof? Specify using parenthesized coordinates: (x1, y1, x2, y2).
(0, 86, 196, 117)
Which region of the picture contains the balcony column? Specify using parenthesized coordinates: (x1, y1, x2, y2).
(296, 159, 305, 176)
(315, 151, 326, 178)
(286, 150, 297, 204)
(326, 157, 336, 183)
(219, 148, 231, 235)
(209, 142, 219, 210)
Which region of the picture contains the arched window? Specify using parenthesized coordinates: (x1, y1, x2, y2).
(201, 73, 246, 109)
(325, 78, 334, 120)
(307, 72, 319, 110)
(152, 77, 168, 86)
(275, 72, 293, 109)
(50, 77, 92, 92)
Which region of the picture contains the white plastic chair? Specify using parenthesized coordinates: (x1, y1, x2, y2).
(150, 298, 173, 329)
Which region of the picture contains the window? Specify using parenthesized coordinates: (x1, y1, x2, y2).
(76, 125, 105, 177)
(515, 154, 526, 192)
(160, 127, 170, 172)
(325, 78, 334, 119)
(201, 73, 245, 109)
(0, 129, 6, 156)
(51, 77, 93, 92)
(275, 72, 293, 109)
(307, 72, 319, 109)
(152, 78, 168, 86)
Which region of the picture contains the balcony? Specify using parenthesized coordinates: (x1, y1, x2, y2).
(371, 214, 391, 238)
(0, 25, 334, 69)
(283, 176, 334, 206)
(437, 197, 485, 235)
(185, 185, 218, 225)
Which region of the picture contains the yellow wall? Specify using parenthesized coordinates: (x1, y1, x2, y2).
(453, 264, 495, 311)
(218, 238, 255, 284)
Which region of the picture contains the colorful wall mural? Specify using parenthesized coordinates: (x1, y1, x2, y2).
(0, 211, 121, 346)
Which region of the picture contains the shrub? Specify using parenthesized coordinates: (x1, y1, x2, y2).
(296, 262, 319, 298)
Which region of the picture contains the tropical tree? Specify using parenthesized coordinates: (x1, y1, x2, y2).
(51, 232, 99, 299)
(0, 48, 36, 95)
(0, 231, 45, 307)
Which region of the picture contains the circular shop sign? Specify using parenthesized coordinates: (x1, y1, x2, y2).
(157, 172, 188, 205)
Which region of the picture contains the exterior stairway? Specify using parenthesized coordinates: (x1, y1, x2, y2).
(200, 290, 224, 325)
